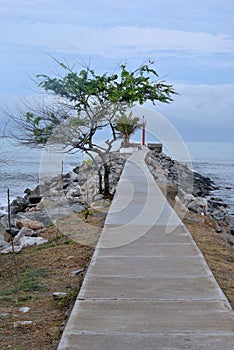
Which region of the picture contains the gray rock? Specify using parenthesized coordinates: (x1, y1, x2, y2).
(70, 269, 84, 276)
(66, 187, 82, 200)
(194, 197, 208, 212)
(14, 321, 33, 328)
(183, 193, 195, 205)
(93, 193, 104, 201)
(19, 236, 48, 248)
(211, 209, 226, 221)
(5, 227, 20, 237)
(70, 203, 85, 213)
(0, 236, 10, 250)
(19, 307, 30, 313)
(1, 223, 47, 253)
(13, 227, 36, 245)
(11, 196, 29, 214)
(53, 292, 68, 300)
(223, 215, 234, 227)
(1, 245, 22, 254)
(69, 171, 79, 182)
(215, 224, 222, 233)
(28, 196, 42, 205)
(166, 184, 178, 200)
(18, 211, 52, 227)
(90, 199, 111, 210)
(187, 200, 202, 214)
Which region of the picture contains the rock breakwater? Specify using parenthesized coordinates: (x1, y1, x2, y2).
(146, 151, 234, 246)
(0, 152, 127, 253)
(1, 148, 233, 252)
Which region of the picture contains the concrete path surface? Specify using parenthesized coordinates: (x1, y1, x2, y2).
(58, 148, 234, 349)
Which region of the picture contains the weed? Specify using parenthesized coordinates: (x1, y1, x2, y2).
(52, 279, 83, 311)
(20, 268, 49, 292)
(37, 234, 72, 250)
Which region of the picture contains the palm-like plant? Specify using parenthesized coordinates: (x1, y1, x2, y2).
(114, 111, 141, 148)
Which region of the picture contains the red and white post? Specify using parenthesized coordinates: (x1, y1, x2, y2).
(142, 115, 146, 146)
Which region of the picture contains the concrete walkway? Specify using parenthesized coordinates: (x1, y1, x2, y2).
(58, 148, 234, 350)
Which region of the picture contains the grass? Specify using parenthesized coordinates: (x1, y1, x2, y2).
(183, 214, 234, 308)
(19, 268, 49, 292)
(0, 213, 104, 350)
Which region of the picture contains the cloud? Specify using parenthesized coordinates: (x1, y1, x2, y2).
(1, 18, 234, 59)
(155, 83, 234, 141)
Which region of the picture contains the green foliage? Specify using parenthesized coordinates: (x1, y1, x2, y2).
(25, 60, 177, 151)
(82, 158, 93, 167)
(0, 268, 49, 299)
(22, 59, 177, 195)
(36, 62, 177, 111)
(20, 268, 48, 292)
(83, 207, 92, 220)
(114, 111, 141, 147)
(68, 115, 86, 128)
(52, 284, 82, 310)
(36, 234, 73, 250)
(114, 111, 141, 135)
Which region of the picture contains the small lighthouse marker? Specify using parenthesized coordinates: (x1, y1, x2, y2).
(142, 115, 146, 146)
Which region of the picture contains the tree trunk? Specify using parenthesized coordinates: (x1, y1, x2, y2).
(98, 168, 103, 194)
(103, 163, 110, 197)
(124, 134, 130, 148)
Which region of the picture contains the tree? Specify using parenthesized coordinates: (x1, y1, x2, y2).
(114, 111, 141, 148)
(6, 60, 177, 196)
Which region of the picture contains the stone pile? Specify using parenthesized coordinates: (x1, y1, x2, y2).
(146, 151, 234, 246)
(0, 152, 127, 253)
(1, 148, 233, 252)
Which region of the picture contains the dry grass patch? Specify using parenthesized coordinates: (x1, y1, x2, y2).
(0, 209, 106, 350)
(183, 213, 234, 308)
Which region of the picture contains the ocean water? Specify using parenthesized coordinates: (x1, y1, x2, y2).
(0, 140, 82, 213)
(0, 140, 233, 216)
(186, 142, 234, 216)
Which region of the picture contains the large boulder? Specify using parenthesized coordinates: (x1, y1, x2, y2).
(187, 200, 203, 214)
(90, 199, 111, 211)
(1, 235, 47, 254)
(19, 236, 47, 248)
(0, 236, 10, 250)
(174, 196, 188, 216)
(211, 209, 226, 221)
(0, 222, 10, 242)
(36, 198, 59, 210)
(11, 196, 29, 214)
(66, 187, 82, 201)
(13, 227, 36, 245)
(16, 219, 44, 230)
(1, 245, 22, 254)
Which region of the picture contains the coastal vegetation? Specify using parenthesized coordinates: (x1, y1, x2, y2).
(114, 111, 141, 148)
(5, 60, 176, 196)
(1, 60, 233, 349)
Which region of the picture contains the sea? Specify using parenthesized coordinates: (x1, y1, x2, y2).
(0, 140, 82, 214)
(0, 140, 233, 216)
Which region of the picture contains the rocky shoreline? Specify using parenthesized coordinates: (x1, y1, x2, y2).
(0, 149, 233, 253)
(0, 152, 127, 253)
(146, 151, 234, 246)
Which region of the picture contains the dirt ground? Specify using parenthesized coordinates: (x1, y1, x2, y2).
(183, 212, 234, 308)
(0, 211, 105, 350)
(0, 207, 233, 350)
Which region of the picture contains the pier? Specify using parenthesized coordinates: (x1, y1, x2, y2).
(58, 148, 234, 350)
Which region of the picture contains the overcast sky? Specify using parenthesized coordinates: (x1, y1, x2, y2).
(0, 0, 234, 141)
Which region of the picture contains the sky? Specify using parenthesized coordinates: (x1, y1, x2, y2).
(0, 0, 234, 142)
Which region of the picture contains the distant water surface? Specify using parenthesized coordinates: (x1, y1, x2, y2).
(0, 140, 81, 213)
(186, 142, 234, 216)
(0, 140, 233, 216)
